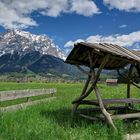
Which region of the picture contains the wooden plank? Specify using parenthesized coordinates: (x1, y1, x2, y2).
(79, 98, 140, 105)
(0, 88, 56, 101)
(0, 97, 56, 112)
(77, 106, 129, 112)
(111, 113, 140, 120)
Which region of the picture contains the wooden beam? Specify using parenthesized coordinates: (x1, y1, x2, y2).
(76, 106, 129, 112)
(111, 113, 140, 120)
(131, 81, 140, 89)
(79, 98, 140, 105)
(127, 64, 134, 99)
(0, 97, 56, 112)
(117, 69, 140, 89)
(94, 86, 117, 131)
(72, 69, 91, 114)
(135, 63, 140, 78)
(79, 113, 99, 121)
(0, 88, 56, 102)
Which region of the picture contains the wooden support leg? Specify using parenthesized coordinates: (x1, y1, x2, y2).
(135, 63, 140, 78)
(72, 54, 110, 104)
(72, 103, 79, 116)
(127, 64, 134, 107)
(72, 75, 91, 114)
(71, 53, 117, 131)
(94, 86, 117, 131)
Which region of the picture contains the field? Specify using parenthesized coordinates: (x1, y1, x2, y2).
(0, 82, 140, 140)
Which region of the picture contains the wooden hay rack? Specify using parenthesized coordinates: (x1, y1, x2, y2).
(65, 42, 140, 130)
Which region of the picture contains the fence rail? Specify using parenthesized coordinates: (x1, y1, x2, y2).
(0, 88, 57, 112)
(0, 88, 56, 101)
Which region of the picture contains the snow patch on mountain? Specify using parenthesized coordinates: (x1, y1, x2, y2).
(0, 29, 66, 60)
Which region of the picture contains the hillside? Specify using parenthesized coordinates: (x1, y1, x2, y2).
(0, 30, 85, 78)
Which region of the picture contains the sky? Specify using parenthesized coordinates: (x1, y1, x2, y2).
(0, 0, 140, 53)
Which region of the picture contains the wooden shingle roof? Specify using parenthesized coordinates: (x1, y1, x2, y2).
(65, 42, 140, 70)
(132, 50, 140, 57)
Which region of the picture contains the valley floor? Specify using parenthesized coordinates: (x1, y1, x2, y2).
(0, 82, 140, 140)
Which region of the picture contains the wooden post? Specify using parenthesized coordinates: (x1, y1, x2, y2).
(72, 74, 91, 114)
(127, 64, 134, 107)
(135, 63, 140, 78)
(94, 86, 117, 131)
(127, 80, 131, 99)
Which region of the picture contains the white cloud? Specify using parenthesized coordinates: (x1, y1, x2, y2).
(65, 31, 140, 51)
(103, 0, 140, 12)
(64, 41, 75, 48)
(119, 24, 127, 28)
(70, 0, 100, 16)
(0, 0, 99, 29)
(64, 39, 84, 48)
(86, 31, 140, 47)
(64, 39, 84, 54)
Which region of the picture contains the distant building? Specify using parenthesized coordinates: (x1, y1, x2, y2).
(106, 79, 118, 86)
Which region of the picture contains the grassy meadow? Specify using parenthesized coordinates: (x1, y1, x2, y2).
(0, 82, 140, 140)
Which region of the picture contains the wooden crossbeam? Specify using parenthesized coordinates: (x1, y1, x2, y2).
(1, 97, 56, 112)
(79, 98, 140, 105)
(111, 113, 140, 120)
(117, 69, 140, 89)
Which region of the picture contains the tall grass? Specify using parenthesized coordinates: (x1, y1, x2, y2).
(0, 82, 140, 140)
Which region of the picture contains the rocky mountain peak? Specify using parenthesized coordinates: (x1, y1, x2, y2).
(0, 29, 66, 59)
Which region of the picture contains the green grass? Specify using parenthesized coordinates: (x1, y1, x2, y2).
(0, 82, 140, 140)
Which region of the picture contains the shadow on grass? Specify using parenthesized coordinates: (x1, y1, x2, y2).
(40, 107, 140, 133)
(40, 108, 108, 128)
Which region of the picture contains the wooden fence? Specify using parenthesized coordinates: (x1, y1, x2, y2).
(0, 88, 57, 112)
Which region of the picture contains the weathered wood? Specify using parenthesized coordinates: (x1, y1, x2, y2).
(72, 103, 80, 115)
(65, 42, 140, 69)
(111, 113, 140, 120)
(94, 86, 117, 131)
(72, 71, 91, 114)
(127, 64, 134, 99)
(130, 81, 140, 89)
(117, 69, 140, 89)
(0, 88, 56, 101)
(72, 54, 110, 104)
(0, 97, 56, 112)
(66, 42, 140, 131)
(92, 54, 110, 85)
(79, 98, 140, 105)
(77, 106, 129, 112)
(135, 63, 140, 77)
(79, 113, 99, 121)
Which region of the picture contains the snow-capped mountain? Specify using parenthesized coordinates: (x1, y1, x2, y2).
(0, 29, 83, 78)
(0, 29, 66, 59)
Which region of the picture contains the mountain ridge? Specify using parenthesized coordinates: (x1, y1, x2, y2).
(0, 30, 84, 78)
(0, 29, 66, 60)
